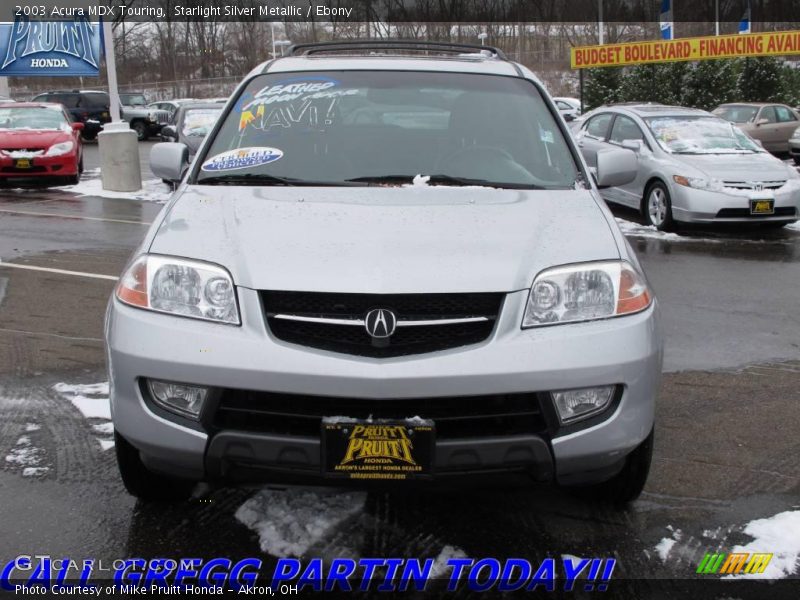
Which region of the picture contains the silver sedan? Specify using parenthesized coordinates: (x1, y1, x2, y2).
(574, 104, 800, 230)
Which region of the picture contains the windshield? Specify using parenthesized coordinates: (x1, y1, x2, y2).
(121, 94, 147, 106)
(182, 108, 222, 137)
(0, 106, 69, 131)
(196, 70, 578, 189)
(712, 105, 758, 123)
(645, 116, 761, 154)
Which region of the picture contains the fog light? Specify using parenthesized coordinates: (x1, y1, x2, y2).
(147, 379, 208, 419)
(551, 386, 615, 424)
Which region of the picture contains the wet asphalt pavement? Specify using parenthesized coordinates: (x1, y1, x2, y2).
(0, 141, 798, 597)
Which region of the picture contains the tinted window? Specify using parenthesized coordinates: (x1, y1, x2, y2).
(584, 113, 613, 139)
(609, 115, 645, 144)
(47, 93, 79, 108)
(80, 93, 109, 108)
(197, 71, 579, 189)
(775, 106, 797, 122)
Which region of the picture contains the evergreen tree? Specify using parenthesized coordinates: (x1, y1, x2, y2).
(736, 56, 784, 102)
(617, 63, 685, 105)
(681, 59, 737, 110)
(583, 66, 622, 110)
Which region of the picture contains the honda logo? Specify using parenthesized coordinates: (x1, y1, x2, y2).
(753, 183, 763, 192)
(364, 308, 397, 338)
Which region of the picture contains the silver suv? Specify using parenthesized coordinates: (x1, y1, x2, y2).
(106, 41, 662, 505)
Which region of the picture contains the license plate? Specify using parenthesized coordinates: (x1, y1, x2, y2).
(321, 418, 435, 480)
(14, 158, 31, 169)
(750, 199, 774, 215)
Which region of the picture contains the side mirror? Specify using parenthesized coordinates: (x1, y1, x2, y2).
(755, 118, 769, 126)
(161, 125, 177, 140)
(150, 142, 189, 183)
(595, 147, 638, 188)
(71, 122, 84, 132)
(621, 139, 643, 152)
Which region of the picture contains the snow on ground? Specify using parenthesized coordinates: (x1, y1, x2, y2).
(235, 488, 367, 557)
(724, 510, 800, 579)
(53, 382, 114, 450)
(5, 429, 48, 477)
(54, 169, 172, 203)
(615, 218, 699, 242)
(654, 526, 682, 562)
(787, 221, 800, 231)
(430, 545, 468, 579)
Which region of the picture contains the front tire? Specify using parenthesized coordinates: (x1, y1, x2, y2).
(643, 181, 674, 231)
(570, 429, 654, 506)
(115, 431, 195, 501)
(132, 121, 147, 141)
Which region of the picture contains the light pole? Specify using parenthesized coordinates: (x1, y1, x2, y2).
(477, 32, 488, 46)
(275, 39, 292, 57)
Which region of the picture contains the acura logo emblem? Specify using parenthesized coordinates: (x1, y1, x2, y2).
(364, 308, 397, 338)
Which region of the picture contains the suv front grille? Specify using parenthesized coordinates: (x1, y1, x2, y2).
(261, 291, 504, 358)
(211, 389, 548, 439)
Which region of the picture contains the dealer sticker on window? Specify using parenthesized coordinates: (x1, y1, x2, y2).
(201, 147, 283, 172)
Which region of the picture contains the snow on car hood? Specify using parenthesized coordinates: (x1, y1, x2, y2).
(671, 152, 791, 182)
(148, 186, 620, 293)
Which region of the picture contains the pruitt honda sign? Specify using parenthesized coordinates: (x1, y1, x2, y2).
(571, 30, 800, 69)
(0, 15, 100, 76)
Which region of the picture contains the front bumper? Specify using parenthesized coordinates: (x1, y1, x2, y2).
(106, 288, 662, 486)
(0, 153, 79, 178)
(670, 180, 800, 223)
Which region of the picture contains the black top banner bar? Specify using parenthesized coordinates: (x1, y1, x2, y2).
(1, 0, 799, 23)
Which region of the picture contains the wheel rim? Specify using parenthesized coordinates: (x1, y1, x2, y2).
(648, 188, 667, 226)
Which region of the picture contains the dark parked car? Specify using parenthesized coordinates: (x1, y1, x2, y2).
(31, 90, 111, 141)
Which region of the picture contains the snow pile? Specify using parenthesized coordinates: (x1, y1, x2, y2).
(53, 382, 114, 450)
(654, 526, 682, 562)
(430, 545, 468, 579)
(615, 218, 690, 241)
(787, 221, 800, 232)
(55, 169, 172, 203)
(235, 488, 366, 557)
(5, 428, 48, 477)
(725, 510, 800, 579)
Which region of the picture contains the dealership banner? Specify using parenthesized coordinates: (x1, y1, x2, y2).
(0, 16, 100, 76)
(571, 29, 800, 69)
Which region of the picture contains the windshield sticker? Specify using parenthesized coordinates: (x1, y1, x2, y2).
(539, 127, 555, 144)
(201, 147, 283, 172)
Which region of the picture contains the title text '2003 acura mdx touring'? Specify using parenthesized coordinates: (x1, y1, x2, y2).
(105, 41, 662, 506)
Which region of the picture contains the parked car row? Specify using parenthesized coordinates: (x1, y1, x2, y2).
(25, 90, 228, 142)
(572, 102, 800, 230)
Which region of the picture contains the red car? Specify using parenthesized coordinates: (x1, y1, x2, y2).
(0, 102, 84, 186)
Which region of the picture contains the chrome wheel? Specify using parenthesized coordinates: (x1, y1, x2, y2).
(648, 187, 667, 227)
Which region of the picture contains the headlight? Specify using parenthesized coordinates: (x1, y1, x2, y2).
(790, 128, 800, 141)
(673, 174, 724, 192)
(147, 111, 157, 122)
(44, 141, 74, 157)
(115, 255, 240, 325)
(522, 261, 651, 328)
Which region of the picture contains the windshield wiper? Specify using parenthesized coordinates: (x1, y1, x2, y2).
(346, 174, 546, 189)
(197, 173, 361, 186)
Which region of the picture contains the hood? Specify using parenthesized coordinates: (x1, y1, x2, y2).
(0, 129, 70, 149)
(671, 152, 791, 182)
(148, 186, 620, 294)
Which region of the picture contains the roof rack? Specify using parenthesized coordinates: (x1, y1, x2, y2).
(286, 40, 507, 60)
